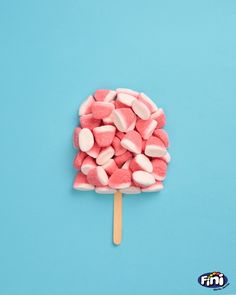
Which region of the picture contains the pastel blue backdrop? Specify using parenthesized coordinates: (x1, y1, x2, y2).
(0, 0, 236, 294)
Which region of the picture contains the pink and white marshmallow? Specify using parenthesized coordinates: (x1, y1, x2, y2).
(73, 127, 81, 149)
(153, 128, 169, 148)
(95, 187, 117, 194)
(160, 151, 171, 163)
(130, 154, 153, 173)
(102, 159, 118, 176)
(79, 128, 94, 152)
(121, 159, 131, 170)
(87, 166, 108, 186)
(112, 136, 127, 156)
(102, 113, 114, 124)
(141, 181, 163, 192)
(115, 99, 128, 109)
(116, 88, 139, 97)
(79, 95, 95, 116)
(132, 171, 156, 187)
(120, 130, 142, 154)
(86, 143, 101, 158)
(120, 186, 141, 194)
(94, 89, 116, 102)
(132, 99, 151, 120)
(108, 169, 132, 189)
(115, 151, 133, 168)
(152, 159, 167, 181)
(138, 92, 158, 113)
(93, 125, 116, 147)
(136, 118, 157, 140)
(151, 108, 166, 128)
(81, 156, 97, 175)
(73, 172, 94, 190)
(145, 136, 167, 157)
(91, 102, 114, 119)
(73, 152, 87, 169)
(80, 114, 101, 129)
(117, 93, 137, 107)
(112, 108, 136, 132)
(96, 146, 115, 165)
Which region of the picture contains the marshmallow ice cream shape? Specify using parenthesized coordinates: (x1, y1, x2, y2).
(73, 88, 170, 245)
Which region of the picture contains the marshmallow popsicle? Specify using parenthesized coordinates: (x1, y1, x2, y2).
(73, 88, 170, 245)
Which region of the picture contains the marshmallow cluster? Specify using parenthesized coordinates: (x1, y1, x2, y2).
(73, 88, 170, 194)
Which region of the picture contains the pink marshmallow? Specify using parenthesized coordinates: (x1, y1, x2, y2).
(116, 131, 125, 140)
(94, 89, 116, 102)
(112, 136, 127, 156)
(108, 169, 132, 189)
(136, 118, 157, 140)
(116, 88, 139, 97)
(102, 159, 118, 175)
(130, 154, 153, 173)
(142, 181, 163, 192)
(153, 129, 169, 148)
(95, 186, 117, 194)
(117, 93, 137, 107)
(121, 159, 131, 169)
(151, 108, 166, 128)
(96, 146, 115, 165)
(93, 125, 116, 147)
(132, 171, 156, 187)
(141, 140, 147, 152)
(115, 99, 128, 109)
(79, 95, 95, 116)
(73, 172, 94, 190)
(87, 166, 108, 186)
(114, 151, 133, 168)
(126, 119, 136, 131)
(86, 143, 101, 158)
(73, 152, 87, 169)
(120, 186, 141, 194)
(91, 102, 114, 119)
(152, 159, 167, 181)
(81, 156, 97, 175)
(80, 114, 101, 129)
(79, 128, 94, 152)
(138, 92, 158, 113)
(120, 130, 142, 154)
(73, 127, 81, 149)
(132, 99, 151, 120)
(102, 113, 114, 124)
(160, 151, 171, 163)
(145, 136, 167, 157)
(112, 108, 137, 132)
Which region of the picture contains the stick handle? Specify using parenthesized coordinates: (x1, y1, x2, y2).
(113, 191, 122, 245)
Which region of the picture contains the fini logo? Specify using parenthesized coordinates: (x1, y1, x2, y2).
(198, 272, 228, 289)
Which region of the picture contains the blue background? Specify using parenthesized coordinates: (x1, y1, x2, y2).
(0, 0, 236, 294)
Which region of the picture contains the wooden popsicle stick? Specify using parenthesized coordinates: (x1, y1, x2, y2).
(113, 191, 122, 245)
